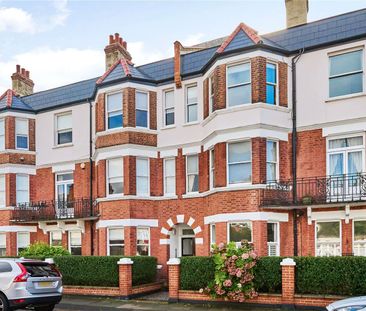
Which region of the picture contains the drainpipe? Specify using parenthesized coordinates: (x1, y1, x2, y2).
(88, 98, 94, 256)
(291, 48, 304, 256)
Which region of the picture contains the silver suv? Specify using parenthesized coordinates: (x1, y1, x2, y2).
(0, 258, 62, 311)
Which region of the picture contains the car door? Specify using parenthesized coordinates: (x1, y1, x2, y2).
(0, 261, 15, 292)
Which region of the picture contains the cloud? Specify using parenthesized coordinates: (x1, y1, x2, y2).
(0, 47, 104, 93)
(181, 33, 206, 46)
(128, 41, 170, 65)
(0, 0, 70, 34)
(0, 7, 36, 33)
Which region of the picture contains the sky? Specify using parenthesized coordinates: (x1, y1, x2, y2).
(0, 0, 365, 94)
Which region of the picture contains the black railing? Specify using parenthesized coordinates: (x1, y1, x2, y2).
(262, 173, 366, 207)
(12, 199, 99, 222)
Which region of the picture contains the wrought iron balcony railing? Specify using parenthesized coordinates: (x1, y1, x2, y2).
(262, 173, 366, 207)
(12, 199, 99, 222)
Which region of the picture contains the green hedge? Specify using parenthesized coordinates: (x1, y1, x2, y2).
(295, 256, 366, 296)
(54, 256, 157, 287)
(180, 256, 215, 290)
(254, 257, 282, 293)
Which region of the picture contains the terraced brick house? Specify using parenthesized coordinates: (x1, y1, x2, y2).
(1, 0, 366, 276)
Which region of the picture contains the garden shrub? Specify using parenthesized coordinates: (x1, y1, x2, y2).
(253, 256, 282, 293)
(54, 256, 157, 287)
(295, 256, 366, 296)
(19, 242, 70, 258)
(180, 256, 215, 290)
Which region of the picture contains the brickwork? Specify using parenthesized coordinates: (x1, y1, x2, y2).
(5, 116, 15, 149)
(252, 220, 267, 256)
(174, 41, 182, 89)
(96, 131, 157, 149)
(203, 78, 209, 119)
(97, 160, 106, 198)
(278, 62, 288, 107)
(251, 57, 266, 103)
(168, 260, 180, 301)
(251, 137, 266, 184)
(149, 91, 157, 130)
(96, 93, 105, 132)
(29, 119, 36, 151)
(214, 142, 226, 187)
(213, 65, 226, 111)
(150, 157, 163, 196)
(124, 156, 136, 195)
(0, 153, 35, 165)
(123, 88, 135, 127)
(176, 149, 186, 197)
(198, 148, 209, 193)
(118, 260, 133, 298)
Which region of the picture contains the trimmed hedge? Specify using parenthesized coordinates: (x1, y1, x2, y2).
(180, 256, 215, 290)
(179, 256, 283, 293)
(54, 256, 157, 287)
(295, 256, 366, 296)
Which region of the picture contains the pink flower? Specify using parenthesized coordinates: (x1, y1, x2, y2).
(242, 253, 249, 259)
(236, 269, 242, 278)
(250, 251, 258, 259)
(223, 279, 232, 287)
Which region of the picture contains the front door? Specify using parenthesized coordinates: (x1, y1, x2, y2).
(181, 238, 195, 256)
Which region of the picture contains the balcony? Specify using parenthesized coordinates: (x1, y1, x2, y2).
(262, 173, 366, 207)
(12, 199, 99, 223)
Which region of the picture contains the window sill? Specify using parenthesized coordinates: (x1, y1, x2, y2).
(97, 127, 157, 137)
(182, 121, 200, 127)
(325, 92, 366, 103)
(182, 192, 201, 198)
(161, 125, 176, 131)
(53, 143, 73, 149)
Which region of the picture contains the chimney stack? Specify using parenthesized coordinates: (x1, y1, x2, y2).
(285, 0, 309, 28)
(104, 33, 132, 70)
(11, 65, 34, 96)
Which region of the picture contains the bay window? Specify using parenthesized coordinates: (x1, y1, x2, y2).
(108, 228, 124, 256)
(107, 158, 123, 196)
(164, 158, 176, 195)
(186, 154, 198, 193)
(0, 119, 4, 151)
(0, 175, 5, 208)
(136, 158, 149, 195)
(227, 63, 251, 107)
(106, 92, 123, 129)
(316, 221, 341, 256)
(0, 233, 5, 256)
(56, 113, 72, 145)
(329, 49, 363, 98)
(228, 141, 251, 184)
(69, 231, 82, 255)
(137, 227, 150, 256)
(15, 118, 28, 150)
(266, 63, 277, 105)
(266, 140, 278, 181)
(209, 75, 215, 113)
(353, 220, 366, 256)
(228, 222, 252, 245)
(186, 85, 198, 123)
(164, 90, 175, 126)
(17, 232, 30, 255)
(267, 222, 279, 256)
(136, 91, 148, 128)
(16, 174, 29, 205)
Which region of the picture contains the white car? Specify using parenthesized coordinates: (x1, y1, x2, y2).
(327, 297, 366, 311)
(0, 258, 62, 311)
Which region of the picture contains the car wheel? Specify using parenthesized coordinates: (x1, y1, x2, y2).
(34, 305, 55, 311)
(0, 294, 9, 311)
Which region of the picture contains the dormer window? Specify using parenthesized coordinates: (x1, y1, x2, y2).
(106, 92, 123, 129)
(136, 91, 149, 128)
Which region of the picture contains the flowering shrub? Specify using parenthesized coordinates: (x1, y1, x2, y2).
(201, 241, 258, 302)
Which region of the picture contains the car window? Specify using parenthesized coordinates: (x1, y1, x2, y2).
(0, 262, 12, 273)
(22, 262, 59, 277)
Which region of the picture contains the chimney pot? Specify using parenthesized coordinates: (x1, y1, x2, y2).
(109, 34, 114, 44)
(21, 68, 25, 75)
(115, 33, 120, 41)
(16, 64, 20, 73)
(119, 38, 123, 45)
(25, 70, 30, 78)
(122, 41, 127, 49)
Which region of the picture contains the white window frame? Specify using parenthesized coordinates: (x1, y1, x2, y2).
(0, 174, 5, 208)
(209, 148, 215, 189)
(55, 112, 73, 146)
(267, 222, 280, 256)
(227, 221, 253, 246)
(49, 231, 62, 247)
(164, 157, 176, 196)
(326, 133, 365, 176)
(0, 118, 5, 151)
(209, 75, 214, 114)
(106, 91, 123, 130)
(0, 233, 6, 256)
(266, 140, 279, 182)
(135, 90, 149, 129)
(15, 118, 29, 150)
(17, 232, 30, 255)
(55, 172, 74, 202)
(352, 219, 366, 256)
(136, 157, 150, 196)
(210, 223, 216, 249)
(185, 84, 199, 124)
(315, 220, 342, 257)
(106, 158, 124, 197)
(227, 140, 252, 186)
(163, 89, 175, 127)
(16, 174, 29, 205)
(226, 62, 251, 107)
(328, 48, 364, 99)
(186, 154, 199, 193)
(136, 227, 150, 256)
(107, 227, 125, 256)
(266, 62, 279, 105)
(68, 230, 82, 255)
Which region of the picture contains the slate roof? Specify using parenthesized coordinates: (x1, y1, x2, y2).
(4, 8, 366, 113)
(0, 89, 33, 112)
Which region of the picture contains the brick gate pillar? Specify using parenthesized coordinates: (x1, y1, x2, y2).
(280, 257, 296, 306)
(167, 258, 180, 302)
(118, 258, 133, 299)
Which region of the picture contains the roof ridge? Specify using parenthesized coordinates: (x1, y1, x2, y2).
(0, 89, 16, 107)
(217, 22, 261, 54)
(97, 58, 132, 85)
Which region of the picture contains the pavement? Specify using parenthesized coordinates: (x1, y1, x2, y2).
(52, 295, 284, 311)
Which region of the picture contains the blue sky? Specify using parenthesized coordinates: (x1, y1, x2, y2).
(0, 0, 365, 93)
